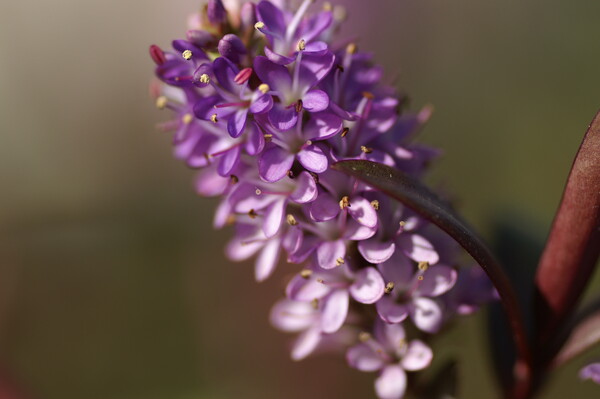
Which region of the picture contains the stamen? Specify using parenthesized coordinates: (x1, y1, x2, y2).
(199, 73, 210, 84)
(226, 215, 236, 225)
(384, 282, 395, 294)
(258, 83, 270, 94)
(370, 200, 380, 210)
(263, 133, 273, 141)
(297, 39, 306, 51)
(230, 175, 239, 184)
(362, 91, 375, 100)
(346, 43, 357, 54)
(341, 127, 349, 138)
(155, 96, 168, 110)
(254, 21, 265, 30)
(149, 45, 167, 65)
(323, 2, 333, 11)
(300, 269, 312, 279)
(234, 68, 253, 85)
(182, 49, 193, 60)
(361, 146, 373, 154)
(311, 298, 319, 309)
(335, 257, 345, 266)
(287, 170, 295, 179)
(399, 221, 406, 227)
(286, 214, 298, 226)
(210, 113, 219, 123)
(418, 261, 429, 272)
(417, 275, 424, 281)
(295, 99, 303, 113)
(182, 113, 194, 124)
(339, 196, 350, 209)
(255, 188, 262, 195)
(359, 332, 371, 342)
(248, 209, 258, 219)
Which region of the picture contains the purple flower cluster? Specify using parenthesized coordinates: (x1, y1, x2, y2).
(150, 1, 495, 397)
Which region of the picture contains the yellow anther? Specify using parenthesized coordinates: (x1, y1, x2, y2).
(263, 133, 273, 141)
(311, 298, 319, 309)
(254, 21, 265, 30)
(182, 113, 194, 124)
(361, 145, 373, 154)
(297, 39, 306, 51)
(358, 332, 371, 342)
(210, 113, 219, 123)
(199, 73, 210, 84)
(370, 200, 380, 210)
(335, 257, 345, 266)
(339, 195, 350, 210)
(155, 96, 168, 110)
(258, 83, 270, 94)
(362, 91, 375, 100)
(305, 140, 313, 146)
(346, 43, 357, 54)
(418, 261, 429, 272)
(384, 282, 395, 294)
(399, 220, 406, 227)
(341, 127, 349, 138)
(286, 214, 298, 226)
(300, 269, 312, 279)
(417, 275, 424, 281)
(182, 49, 193, 60)
(255, 188, 262, 195)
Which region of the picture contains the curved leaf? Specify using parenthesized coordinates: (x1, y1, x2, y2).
(332, 159, 532, 369)
(534, 110, 600, 350)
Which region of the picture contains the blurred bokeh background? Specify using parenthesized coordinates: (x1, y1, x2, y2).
(0, 0, 599, 398)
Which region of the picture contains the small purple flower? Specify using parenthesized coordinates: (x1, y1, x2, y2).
(347, 320, 433, 399)
(580, 362, 600, 385)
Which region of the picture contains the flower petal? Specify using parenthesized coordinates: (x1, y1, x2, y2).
(254, 55, 292, 93)
(255, 236, 281, 282)
(227, 108, 248, 138)
(417, 264, 457, 297)
(309, 192, 340, 221)
(286, 273, 331, 301)
(305, 111, 343, 140)
(268, 104, 298, 131)
(291, 326, 322, 361)
(297, 144, 328, 173)
(263, 198, 286, 238)
(321, 289, 349, 333)
(400, 340, 433, 372)
(258, 145, 295, 182)
(302, 90, 329, 112)
(409, 297, 443, 333)
(290, 171, 318, 203)
(375, 365, 407, 399)
(348, 196, 378, 228)
(350, 267, 385, 304)
(376, 295, 409, 324)
(397, 233, 439, 264)
(270, 299, 315, 332)
(217, 145, 240, 176)
(377, 252, 414, 286)
(244, 121, 265, 155)
(316, 239, 346, 269)
(346, 343, 385, 372)
(358, 239, 396, 264)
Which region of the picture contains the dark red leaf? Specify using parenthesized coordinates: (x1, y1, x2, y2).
(534, 110, 600, 350)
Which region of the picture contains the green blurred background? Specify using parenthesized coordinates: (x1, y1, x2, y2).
(0, 0, 599, 397)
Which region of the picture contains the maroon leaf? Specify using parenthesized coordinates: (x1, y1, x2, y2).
(332, 160, 532, 370)
(534, 110, 600, 349)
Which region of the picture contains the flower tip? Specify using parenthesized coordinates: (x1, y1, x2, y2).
(149, 44, 167, 65)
